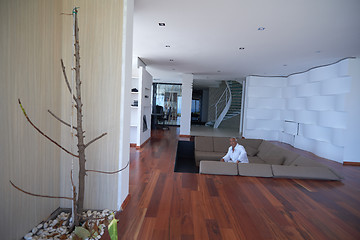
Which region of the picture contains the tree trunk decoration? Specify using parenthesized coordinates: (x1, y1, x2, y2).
(10, 8, 129, 232)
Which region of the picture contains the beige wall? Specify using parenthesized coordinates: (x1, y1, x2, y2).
(0, 0, 130, 239)
(0, 1, 62, 239)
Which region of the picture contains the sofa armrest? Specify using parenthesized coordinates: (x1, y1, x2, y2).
(238, 163, 273, 177)
(199, 161, 238, 175)
(272, 165, 341, 181)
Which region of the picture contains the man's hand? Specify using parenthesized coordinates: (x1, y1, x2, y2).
(236, 160, 240, 163)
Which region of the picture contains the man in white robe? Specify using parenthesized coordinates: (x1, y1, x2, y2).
(220, 137, 249, 163)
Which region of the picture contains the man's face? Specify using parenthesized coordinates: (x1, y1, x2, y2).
(229, 138, 237, 148)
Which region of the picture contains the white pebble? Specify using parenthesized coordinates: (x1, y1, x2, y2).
(51, 219, 58, 227)
(24, 232, 33, 240)
(32, 227, 38, 234)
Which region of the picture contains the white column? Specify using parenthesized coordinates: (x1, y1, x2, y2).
(180, 74, 193, 136)
(118, 0, 134, 209)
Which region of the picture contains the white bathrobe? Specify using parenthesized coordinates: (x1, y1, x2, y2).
(223, 144, 249, 163)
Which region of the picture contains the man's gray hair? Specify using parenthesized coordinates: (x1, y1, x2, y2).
(230, 137, 238, 142)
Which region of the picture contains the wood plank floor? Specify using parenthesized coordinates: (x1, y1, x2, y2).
(108, 127, 360, 240)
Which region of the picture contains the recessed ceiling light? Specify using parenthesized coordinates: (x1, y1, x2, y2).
(158, 22, 166, 26)
(169, 59, 174, 62)
(258, 27, 265, 31)
(239, 47, 245, 50)
(165, 45, 170, 48)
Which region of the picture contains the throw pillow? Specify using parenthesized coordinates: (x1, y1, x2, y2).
(245, 146, 258, 157)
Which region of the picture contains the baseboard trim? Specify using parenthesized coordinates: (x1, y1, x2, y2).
(343, 161, 360, 166)
(179, 134, 191, 138)
(120, 194, 131, 211)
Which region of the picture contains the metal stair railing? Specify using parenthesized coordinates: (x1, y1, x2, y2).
(214, 81, 232, 128)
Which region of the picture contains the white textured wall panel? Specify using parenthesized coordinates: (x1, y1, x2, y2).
(320, 76, 351, 95)
(308, 64, 338, 82)
(314, 141, 343, 163)
(282, 110, 295, 121)
(248, 86, 282, 98)
(294, 110, 318, 124)
(337, 59, 350, 76)
(244, 129, 280, 140)
(332, 128, 345, 147)
(243, 58, 358, 163)
(301, 124, 332, 143)
(283, 121, 298, 135)
(294, 135, 316, 153)
(246, 109, 281, 120)
(282, 86, 296, 98)
(282, 133, 295, 146)
(288, 72, 308, 86)
(287, 98, 306, 110)
(318, 111, 347, 128)
(296, 82, 320, 97)
(247, 97, 285, 109)
(335, 95, 346, 111)
(306, 96, 335, 111)
(246, 119, 283, 131)
(247, 76, 286, 87)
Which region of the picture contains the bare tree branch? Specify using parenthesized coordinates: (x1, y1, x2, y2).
(86, 161, 129, 174)
(85, 133, 107, 148)
(60, 59, 76, 101)
(48, 109, 77, 130)
(10, 180, 73, 200)
(18, 99, 79, 158)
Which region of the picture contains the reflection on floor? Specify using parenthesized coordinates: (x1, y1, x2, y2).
(190, 125, 241, 137)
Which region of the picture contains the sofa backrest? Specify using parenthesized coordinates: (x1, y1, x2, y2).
(238, 138, 263, 149)
(195, 136, 214, 152)
(213, 137, 230, 152)
(257, 141, 299, 165)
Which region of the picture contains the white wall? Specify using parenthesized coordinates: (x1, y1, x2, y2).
(180, 74, 193, 135)
(0, 1, 62, 239)
(137, 67, 152, 146)
(243, 58, 360, 163)
(243, 76, 286, 140)
(343, 58, 360, 163)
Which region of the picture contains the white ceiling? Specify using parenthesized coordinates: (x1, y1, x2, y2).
(133, 0, 360, 88)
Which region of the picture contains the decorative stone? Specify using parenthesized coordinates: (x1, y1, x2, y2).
(24, 232, 33, 240)
(32, 227, 38, 234)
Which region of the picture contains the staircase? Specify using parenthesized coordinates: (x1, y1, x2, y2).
(223, 81, 242, 121)
(205, 80, 243, 128)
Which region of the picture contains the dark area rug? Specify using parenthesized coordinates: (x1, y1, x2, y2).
(174, 141, 198, 173)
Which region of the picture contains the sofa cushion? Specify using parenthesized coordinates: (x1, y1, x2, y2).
(290, 155, 325, 167)
(238, 163, 273, 177)
(200, 161, 238, 175)
(238, 138, 263, 150)
(195, 151, 225, 166)
(263, 157, 285, 165)
(195, 136, 214, 152)
(245, 146, 258, 157)
(213, 137, 230, 152)
(272, 165, 341, 180)
(257, 141, 276, 160)
(248, 156, 267, 164)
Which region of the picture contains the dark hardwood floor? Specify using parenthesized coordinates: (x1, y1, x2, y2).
(110, 127, 360, 239)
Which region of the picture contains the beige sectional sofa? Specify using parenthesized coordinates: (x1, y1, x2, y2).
(196, 136, 342, 181)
